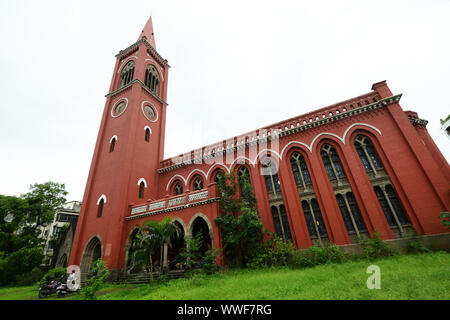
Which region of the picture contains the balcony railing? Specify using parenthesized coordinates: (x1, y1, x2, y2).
(126, 187, 218, 221)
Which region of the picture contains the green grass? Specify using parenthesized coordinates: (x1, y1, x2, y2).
(2, 252, 449, 300)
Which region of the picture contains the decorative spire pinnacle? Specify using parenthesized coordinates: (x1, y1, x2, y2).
(138, 15, 156, 48)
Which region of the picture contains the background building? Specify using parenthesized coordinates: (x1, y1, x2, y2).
(41, 201, 81, 268)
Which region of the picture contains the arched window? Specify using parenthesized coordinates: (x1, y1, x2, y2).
(193, 176, 204, 191)
(262, 158, 281, 195)
(374, 185, 410, 232)
(144, 65, 160, 96)
(320, 144, 345, 180)
(110, 137, 117, 152)
(97, 198, 104, 218)
(212, 169, 225, 184)
(336, 193, 367, 236)
(271, 205, 292, 241)
(120, 61, 135, 88)
(354, 135, 383, 173)
(174, 181, 183, 195)
(138, 181, 145, 199)
(290, 152, 312, 188)
(237, 166, 250, 192)
(145, 128, 151, 142)
(301, 199, 327, 242)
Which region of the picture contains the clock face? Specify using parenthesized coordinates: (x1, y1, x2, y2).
(115, 102, 126, 115)
(141, 101, 158, 122)
(111, 98, 128, 118)
(144, 105, 155, 119)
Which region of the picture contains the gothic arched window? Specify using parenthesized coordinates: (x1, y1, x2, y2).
(302, 198, 327, 242)
(336, 192, 367, 236)
(354, 135, 383, 173)
(237, 166, 250, 192)
(321, 144, 346, 181)
(193, 176, 204, 191)
(290, 152, 312, 188)
(138, 181, 145, 199)
(97, 199, 104, 218)
(271, 205, 292, 241)
(144, 65, 160, 96)
(262, 158, 281, 195)
(120, 61, 135, 88)
(145, 128, 151, 142)
(374, 185, 410, 230)
(174, 181, 183, 196)
(110, 137, 117, 152)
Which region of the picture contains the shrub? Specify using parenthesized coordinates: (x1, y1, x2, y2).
(247, 236, 297, 268)
(358, 232, 397, 259)
(201, 248, 220, 275)
(439, 212, 450, 230)
(16, 267, 45, 286)
(82, 259, 110, 300)
(40, 267, 67, 285)
(0, 247, 44, 286)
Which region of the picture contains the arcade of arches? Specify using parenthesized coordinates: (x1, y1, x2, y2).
(123, 216, 213, 273)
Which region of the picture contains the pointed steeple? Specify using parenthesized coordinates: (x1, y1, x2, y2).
(138, 16, 156, 48)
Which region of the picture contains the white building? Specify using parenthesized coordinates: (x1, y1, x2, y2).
(41, 201, 81, 267)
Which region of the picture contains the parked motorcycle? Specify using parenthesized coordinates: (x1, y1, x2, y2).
(38, 279, 62, 299)
(56, 282, 80, 298)
(56, 271, 81, 298)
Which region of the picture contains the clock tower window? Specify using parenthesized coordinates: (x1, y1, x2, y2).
(120, 61, 135, 88)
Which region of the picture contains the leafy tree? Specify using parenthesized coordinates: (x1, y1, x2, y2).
(180, 232, 204, 271)
(129, 217, 181, 278)
(214, 170, 263, 267)
(82, 259, 110, 300)
(0, 181, 67, 285)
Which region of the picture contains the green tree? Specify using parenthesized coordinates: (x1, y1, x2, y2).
(214, 170, 263, 267)
(82, 259, 110, 300)
(0, 181, 67, 286)
(130, 217, 181, 278)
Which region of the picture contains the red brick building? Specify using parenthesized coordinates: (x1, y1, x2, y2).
(69, 17, 450, 276)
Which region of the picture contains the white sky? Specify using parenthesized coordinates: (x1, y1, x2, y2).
(0, 0, 449, 202)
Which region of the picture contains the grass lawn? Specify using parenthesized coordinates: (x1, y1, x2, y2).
(1, 252, 449, 300)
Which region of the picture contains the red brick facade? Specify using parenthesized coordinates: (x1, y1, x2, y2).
(69, 17, 450, 274)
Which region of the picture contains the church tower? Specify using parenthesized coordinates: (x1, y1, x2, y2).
(69, 16, 169, 275)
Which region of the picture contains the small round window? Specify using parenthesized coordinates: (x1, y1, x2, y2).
(114, 102, 126, 115)
(141, 101, 158, 122)
(144, 105, 155, 119)
(111, 98, 128, 118)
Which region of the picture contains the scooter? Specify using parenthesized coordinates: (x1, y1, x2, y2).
(38, 279, 62, 299)
(56, 282, 80, 298)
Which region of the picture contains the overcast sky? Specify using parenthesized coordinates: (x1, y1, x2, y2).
(0, 0, 449, 202)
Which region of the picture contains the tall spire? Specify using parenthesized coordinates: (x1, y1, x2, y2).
(138, 15, 156, 48)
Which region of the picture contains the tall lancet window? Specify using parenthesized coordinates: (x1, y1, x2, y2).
(320, 144, 346, 181)
(354, 135, 383, 174)
(110, 137, 117, 152)
(144, 65, 160, 96)
(262, 158, 281, 196)
(290, 152, 312, 188)
(120, 61, 135, 88)
(138, 181, 145, 199)
(97, 199, 105, 218)
(145, 128, 151, 142)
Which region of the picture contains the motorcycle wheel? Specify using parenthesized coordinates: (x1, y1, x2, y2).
(57, 291, 64, 298)
(38, 288, 49, 299)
